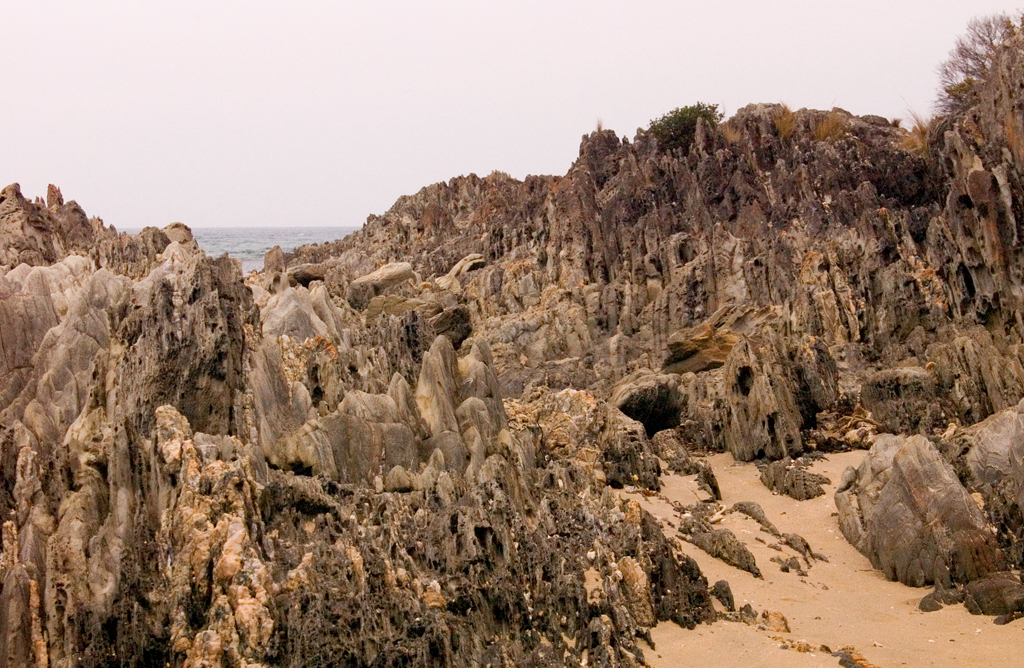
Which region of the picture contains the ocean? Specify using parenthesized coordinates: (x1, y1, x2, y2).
(124, 226, 359, 273)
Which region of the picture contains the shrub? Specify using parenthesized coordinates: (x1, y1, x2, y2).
(937, 12, 1023, 115)
(813, 110, 848, 142)
(648, 102, 723, 153)
(774, 103, 796, 140)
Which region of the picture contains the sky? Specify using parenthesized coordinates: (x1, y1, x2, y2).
(1, 1, 1022, 229)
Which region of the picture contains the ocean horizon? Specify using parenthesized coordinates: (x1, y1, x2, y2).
(122, 225, 359, 273)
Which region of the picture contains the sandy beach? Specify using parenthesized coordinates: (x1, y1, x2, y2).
(630, 452, 1022, 668)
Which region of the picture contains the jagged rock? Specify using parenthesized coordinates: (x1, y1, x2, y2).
(162, 222, 193, 244)
(0, 256, 98, 416)
(760, 457, 831, 500)
(729, 501, 781, 536)
(348, 261, 416, 309)
(652, 430, 720, 499)
(599, 407, 661, 491)
(429, 305, 472, 348)
(12, 25, 1024, 664)
(836, 434, 1005, 587)
(264, 245, 288, 292)
(1, 183, 101, 266)
(663, 304, 775, 374)
(416, 335, 462, 436)
(710, 579, 735, 611)
(687, 528, 762, 579)
(860, 367, 938, 434)
(781, 533, 826, 563)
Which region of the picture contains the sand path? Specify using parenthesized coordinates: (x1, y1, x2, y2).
(626, 451, 1022, 668)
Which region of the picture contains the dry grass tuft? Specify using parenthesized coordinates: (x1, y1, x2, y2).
(901, 110, 932, 156)
(720, 122, 742, 143)
(813, 110, 848, 142)
(596, 118, 603, 133)
(774, 103, 796, 139)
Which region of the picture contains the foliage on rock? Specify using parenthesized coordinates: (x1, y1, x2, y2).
(937, 11, 1024, 115)
(648, 102, 723, 153)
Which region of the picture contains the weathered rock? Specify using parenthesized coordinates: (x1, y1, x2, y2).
(436, 253, 486, 292)
(760, 457, 831, 500)
(729, 501, 781, 536)
(955, 406, 1019, 487)
(348, 261, 416, 309)
(664, 305, 775, 375)
(652, 430, 720, 499)
(860, 367, 938, 435)
(11, 26, 1024, 665)
(687, 528, 762, 579)
(781, 533, 825, 563)
(710, 579, 735, 611)
(836, 434, 1005, 587)
(599, 407, 661, 491)
(963, 572, 1024, 616)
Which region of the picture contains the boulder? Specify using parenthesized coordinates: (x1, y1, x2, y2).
(964, 572, 1024, 616)
(836, 434, 1005, 587)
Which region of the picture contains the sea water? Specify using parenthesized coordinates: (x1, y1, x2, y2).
(124, 226, 358, 273)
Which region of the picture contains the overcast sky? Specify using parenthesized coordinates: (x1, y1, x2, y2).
(2, 1, 1022, 229)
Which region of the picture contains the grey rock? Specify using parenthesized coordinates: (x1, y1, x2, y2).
(836, 434, 1005, 587)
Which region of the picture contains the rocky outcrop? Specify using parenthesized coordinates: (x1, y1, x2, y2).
(835, 434, 1005, 587)
(8, 25, 1024, 668)
(0, 186, 725, 665)
(287, 32, 1024, 468)
(663, 305, 775, 375)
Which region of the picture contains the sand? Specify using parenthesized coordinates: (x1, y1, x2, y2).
(625, 451, 1023, 668)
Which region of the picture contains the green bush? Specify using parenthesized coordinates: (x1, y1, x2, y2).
(648, 102, 724, 153)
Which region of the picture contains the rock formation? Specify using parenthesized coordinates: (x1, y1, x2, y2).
(6, 25, 1024, 668)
